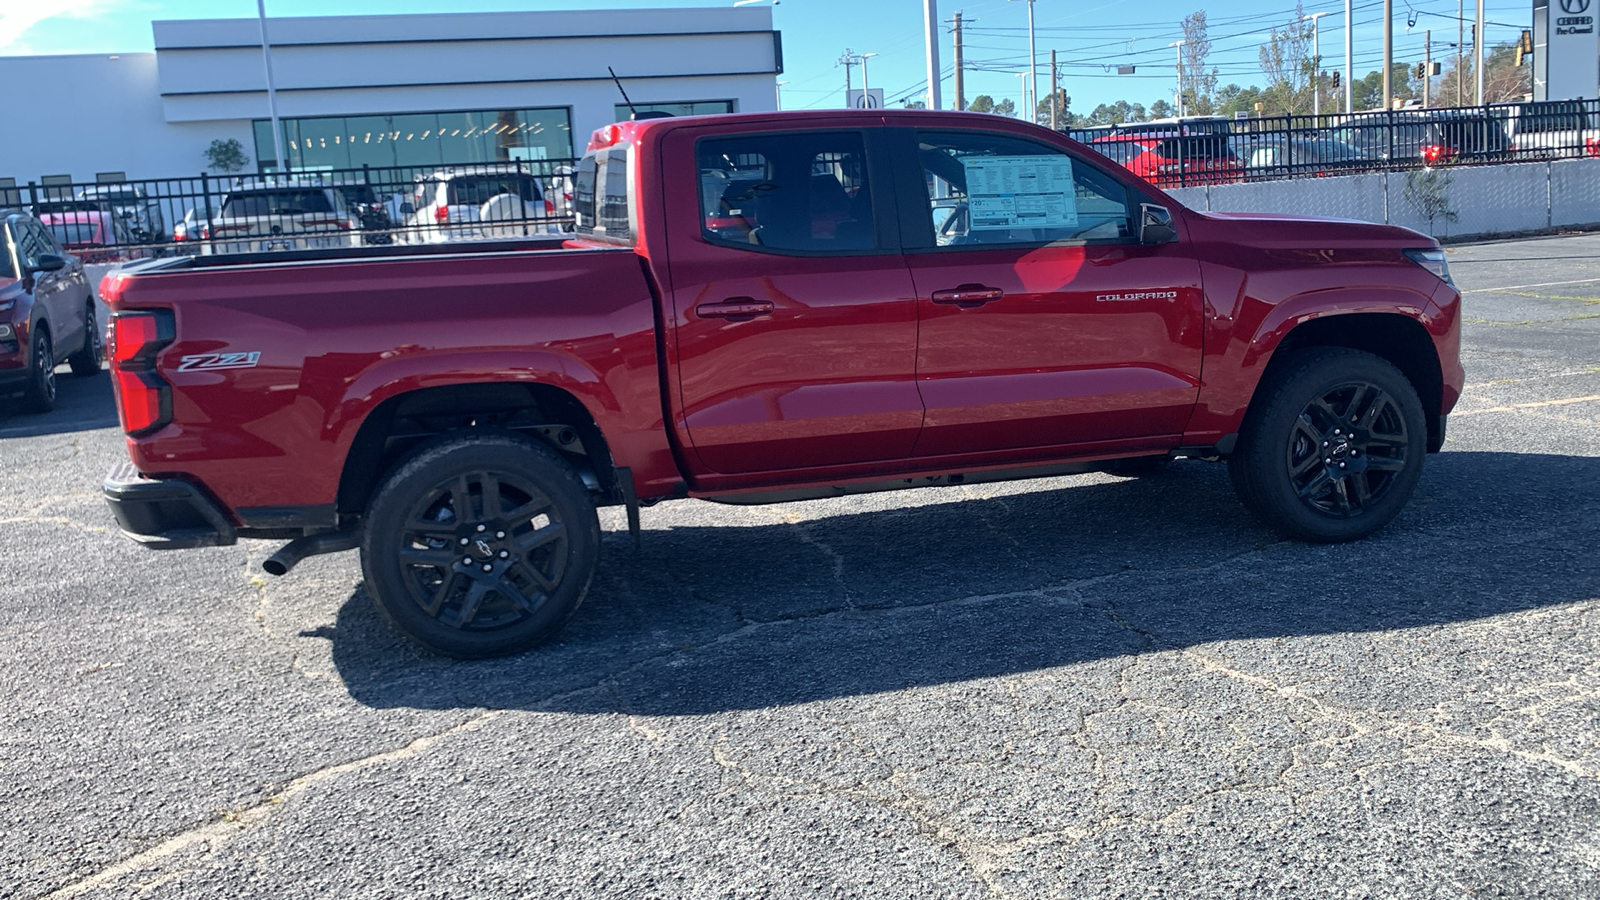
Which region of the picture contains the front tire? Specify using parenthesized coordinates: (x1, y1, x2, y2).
(1228, 348, 1427, 543)
(361, 432, 601, 658)
(20, 330, 56, 414)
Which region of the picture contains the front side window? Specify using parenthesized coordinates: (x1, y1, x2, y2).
(918, 131, 1132, 247)
(697, 132, 875, 253)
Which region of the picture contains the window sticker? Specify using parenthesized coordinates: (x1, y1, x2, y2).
(962, 155, 1079, 230)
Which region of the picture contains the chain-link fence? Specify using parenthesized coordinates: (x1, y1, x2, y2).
(3, 158, 579, 262)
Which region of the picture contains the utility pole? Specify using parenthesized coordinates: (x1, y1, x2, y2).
(1344, 0, 1354, 112)
(1475, 0, 1485, 104)
(1305, 12, 1330, 118)
(838, 49, 857, 106)
(1383, 0, 1393, 110)
(1050, 48, 1059, 130)
(1457, 0, 1464, 105)
(953, 11, 965, 111)
(924, 0, 942, 110)
(1424, 30, 1432, 108)
(256, 0, 286, 172)
(1170, 40, 1186, 118)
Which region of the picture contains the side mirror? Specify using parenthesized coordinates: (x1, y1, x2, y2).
(1138, 203, 1177, 245)
(120, 209, 135, 219)
(30, 253, 68, 274)
(399, 202, 415, 215)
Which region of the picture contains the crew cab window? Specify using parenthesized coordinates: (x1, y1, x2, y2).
(697, 132, 876, 253)
(918, 131, 1133, 247)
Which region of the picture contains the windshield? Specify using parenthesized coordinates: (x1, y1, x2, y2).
(447, 175, 541, 205)
(221, 189, 333, 217)
(46, 221, 103, 245)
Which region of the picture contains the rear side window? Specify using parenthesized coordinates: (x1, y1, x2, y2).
(222, 189, 333, 217)
(1515, 101, 1586, 134)
(696, 131, 876, 253)
(1155, 136, 1235, 160)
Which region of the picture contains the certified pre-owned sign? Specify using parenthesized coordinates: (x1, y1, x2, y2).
(1557, 0, 1595, 36)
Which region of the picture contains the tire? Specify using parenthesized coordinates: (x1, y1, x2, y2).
(361, 432, 601, 658)
(20, 329, 56, 414)
(68, 304, 102, 377)
(1228, 348, 1427, 543)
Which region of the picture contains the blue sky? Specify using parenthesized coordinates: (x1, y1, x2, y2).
(0, 0, 1536, 113)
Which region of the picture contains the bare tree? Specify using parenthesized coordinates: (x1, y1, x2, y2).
(1258, 3, 1314, 114)
(1181, 11, 1219, 116)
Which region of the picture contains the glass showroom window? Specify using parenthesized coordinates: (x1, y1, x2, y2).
(254, 108, 574, 172)
(612, 100, 735, 120)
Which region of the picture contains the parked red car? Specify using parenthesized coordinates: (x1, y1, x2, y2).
(2, 210, 102, 411)
(1091, 131, 1245, 187)
(102, 109, 1462, 658)
(39, 211, 152, 264)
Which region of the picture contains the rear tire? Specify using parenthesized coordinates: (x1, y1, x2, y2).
(1228, 348, 1427, 543)
(361, 432, 601, 658)
(68, 304, 102, 377)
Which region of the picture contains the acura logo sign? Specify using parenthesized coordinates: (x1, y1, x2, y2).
(1561, 0, 1590, 14)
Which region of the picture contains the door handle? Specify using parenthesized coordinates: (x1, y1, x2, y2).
(696, 297, 774, 320)
(931, 285, 1004, 307)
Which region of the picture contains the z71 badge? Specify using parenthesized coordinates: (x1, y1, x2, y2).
(177, 351, 262, 372)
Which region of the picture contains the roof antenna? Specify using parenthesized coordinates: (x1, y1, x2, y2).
(608, 66, 638, 119)
(608, 66, 674, 120)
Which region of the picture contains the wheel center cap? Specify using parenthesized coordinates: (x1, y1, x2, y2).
(474, 538, 495, 558)
(1329, 437, 1352, 460)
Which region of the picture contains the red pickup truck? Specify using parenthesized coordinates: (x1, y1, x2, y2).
(101, 110, 1463, 658)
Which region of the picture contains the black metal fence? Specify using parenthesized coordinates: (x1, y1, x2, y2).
(4, 157, 580, 262)
(1067, 99, 1600, 189)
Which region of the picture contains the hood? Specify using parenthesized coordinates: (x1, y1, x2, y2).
(1187, 209, 1436, 250)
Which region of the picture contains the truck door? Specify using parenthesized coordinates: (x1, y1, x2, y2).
(662, 124, 923, 476)
(893, 128, 1205, 458)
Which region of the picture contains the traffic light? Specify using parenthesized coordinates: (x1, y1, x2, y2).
(1331, 70, 1341, 90)
(1414, 62, 1427, 80)
(1516, 29, 1533, 67)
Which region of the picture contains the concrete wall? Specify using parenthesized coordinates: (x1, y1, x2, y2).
(1166, 157, 1600, 241)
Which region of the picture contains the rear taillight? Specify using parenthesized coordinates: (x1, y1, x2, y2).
(543, 200, 555, 216)
(1421, 144, 1455, 165)
(109, 311, 175, 437)
(434, 205, 450, 222)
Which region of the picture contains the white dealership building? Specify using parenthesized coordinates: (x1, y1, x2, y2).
(0, 6, 780, 188)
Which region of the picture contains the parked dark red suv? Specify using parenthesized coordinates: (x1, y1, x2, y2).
(1, 210, 102, 411)
(1091, 132, 1245, 187)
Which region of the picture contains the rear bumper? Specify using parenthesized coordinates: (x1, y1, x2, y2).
(103, 462, 237, 549)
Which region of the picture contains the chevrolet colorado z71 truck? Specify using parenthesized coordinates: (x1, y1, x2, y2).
(101, 110, 1463, 658)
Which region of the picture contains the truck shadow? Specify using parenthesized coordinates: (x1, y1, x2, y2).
(323, 450, 1600, 715)
(0, 368, 118, 439)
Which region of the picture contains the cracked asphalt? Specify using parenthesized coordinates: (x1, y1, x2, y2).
(3, 232, 1598, 899)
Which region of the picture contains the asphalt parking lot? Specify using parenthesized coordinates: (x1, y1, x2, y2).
(4, 233, 1598, 899)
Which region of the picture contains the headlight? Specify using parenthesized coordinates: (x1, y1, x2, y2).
(0, 324, 13, 340)
(1402, 248, 1454, 287)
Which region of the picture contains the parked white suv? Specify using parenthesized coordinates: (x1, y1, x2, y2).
(1500, 101, 1600, 160)
(401, 166, 560, 243)
(204, 179, 360, 255)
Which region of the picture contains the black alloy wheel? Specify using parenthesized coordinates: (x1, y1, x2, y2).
(69, 304, 102, 377)
(21, 330, 56, 413)
(1229, 348, 1427, 543)
(1284, 380, 1410, 517)
(362, 433, 600, 658)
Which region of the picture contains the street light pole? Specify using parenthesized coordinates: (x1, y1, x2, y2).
(860, 52, 877, 101)
(1304, 12, 1329, 118)
(924, 0, 942, 109)
(1169, 40, 1186, 118)
(1382, 0, 1393, 110)
(256, 0, 286, 173)
(1010, 0, 1037, 118)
